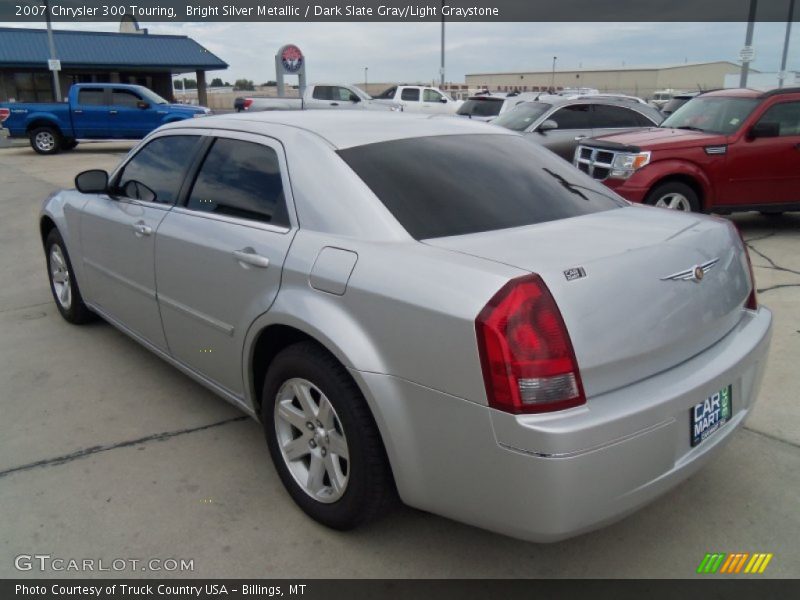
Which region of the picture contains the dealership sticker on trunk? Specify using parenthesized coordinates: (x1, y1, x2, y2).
(691, 385, 732, 447)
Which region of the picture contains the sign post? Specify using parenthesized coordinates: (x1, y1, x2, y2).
(275, 44, 306, 98)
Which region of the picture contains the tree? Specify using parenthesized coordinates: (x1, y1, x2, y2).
(181, 79, 197, 90)
(210, 77, 224, 87)
(173, 80, 183, 90)
(233, 79, 255, 91)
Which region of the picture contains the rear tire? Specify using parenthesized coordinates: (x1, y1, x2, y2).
(30, 126, 62, 155)
(261, 341, 395, 530)
(645, 181, 700, 212)
(45, 229, 95, 324)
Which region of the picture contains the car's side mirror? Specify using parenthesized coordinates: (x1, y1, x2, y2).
(538, 119, 558, 133)
(349, 94, 361, 103)
(75, 170, 109, 194)
(122, 179, 157, 203)
(136, 101, 150, 110)
(439, 97, 448, 103)
(749, 121, 780, 139)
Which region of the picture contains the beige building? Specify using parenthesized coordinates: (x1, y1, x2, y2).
(466, 61, 754, 99)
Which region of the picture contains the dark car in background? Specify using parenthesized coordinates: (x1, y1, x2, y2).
(491, 95, 663, 160)
(660, 91, 703, 116)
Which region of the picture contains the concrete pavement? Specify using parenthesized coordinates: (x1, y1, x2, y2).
(0, 142, 797, 578)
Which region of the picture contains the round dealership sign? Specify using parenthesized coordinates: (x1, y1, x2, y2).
(279, 44, 304, 73)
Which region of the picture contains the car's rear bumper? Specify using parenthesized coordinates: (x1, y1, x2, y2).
(354, 307, 771, 542)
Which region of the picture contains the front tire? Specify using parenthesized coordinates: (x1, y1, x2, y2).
(30, 126, 62, 155)
(45, 229, 95, 324)
(645, 181, 700, 212)
(262, 342, 394, 530)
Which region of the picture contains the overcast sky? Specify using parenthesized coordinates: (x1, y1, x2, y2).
(2, 21, 796, 84)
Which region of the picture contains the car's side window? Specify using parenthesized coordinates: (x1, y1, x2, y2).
(757, 101, 800, 136)
(111, 89, 141, 108)
(312, 86, 333, 100)
(424, 89, 443, 102)
(115, 136, 201, 205)
(591, 104, 646, 128)
(77, 88, 106, 106)
(377, 86, 396, 99)
(401, 88, 420, 102)
(186, 138, 290, 227)
(335, 87, 357, 101)
(549, 105, 591, 129)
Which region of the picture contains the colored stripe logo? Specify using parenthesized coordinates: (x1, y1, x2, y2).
(697, 552, 773, 574)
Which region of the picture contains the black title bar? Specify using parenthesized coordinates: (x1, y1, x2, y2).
(3, 0, 800, 23)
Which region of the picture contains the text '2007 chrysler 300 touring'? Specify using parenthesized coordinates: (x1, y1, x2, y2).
(39, 111, 771, 542)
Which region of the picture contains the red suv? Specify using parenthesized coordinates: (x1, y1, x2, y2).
(574, 88, 800, 214)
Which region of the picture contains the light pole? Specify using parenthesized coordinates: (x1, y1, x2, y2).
(739, 0, 758, 88)
(440, 0, 445, 87)
(37, 0, 62, 101)
(364, 67, 368, 91)
(778, 0, 795, 88)
(550, 56, 557, 91)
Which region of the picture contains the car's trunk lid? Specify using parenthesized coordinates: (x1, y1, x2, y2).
(425, 205, 750, 397)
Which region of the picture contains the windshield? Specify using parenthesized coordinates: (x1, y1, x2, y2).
(457, 98, 504, 118)
(661, 97, 760, 134)
(138, 86, 169, 105)
(337, 134, 625, 240)
(492, 102, 551, 131)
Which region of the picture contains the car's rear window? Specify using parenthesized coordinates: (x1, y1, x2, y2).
(337, 134, 626, 240)
(457, 98, 504, 117)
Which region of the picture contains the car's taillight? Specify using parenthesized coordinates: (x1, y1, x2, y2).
(0, 108, 9, 123)
(737, 229, 758, 311)
(243, 98, 254, 110)
(475, 274, 586, 414)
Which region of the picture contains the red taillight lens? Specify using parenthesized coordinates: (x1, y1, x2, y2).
(243, 98, 254, 110)
(0, 108, 9, 123)
(737, 229, 758, 311)
(475, 274, 586, 414)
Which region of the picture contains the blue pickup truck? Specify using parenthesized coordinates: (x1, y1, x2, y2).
(0, 83, 211, 154)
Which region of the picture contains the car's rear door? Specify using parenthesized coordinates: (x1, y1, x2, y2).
(79, 132, 205, 350)
(154, 132, 296, 397)
(590, 103, 655, 138)
(71, 87, 110, 138)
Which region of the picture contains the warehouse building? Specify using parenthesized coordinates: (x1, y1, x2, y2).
(0, 26, 228, 106)
(466, 61, 753, 99)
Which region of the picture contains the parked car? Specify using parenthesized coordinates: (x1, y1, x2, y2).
(372, 85, 460, 113)
(650, 89, 682, 110)
(574, 87, 800, 213)
(41, 111, 770, 542)
(492, 95, 663, 160)
(0, 83, 210, 154)
(660, 91, 703, 116)
(456, 91, 541, 122)
(237, 83, 397, 112)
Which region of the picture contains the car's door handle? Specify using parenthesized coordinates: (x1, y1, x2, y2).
(133, 223, 152, 237)
(330, 102, 339, 106)
(73, 109, 83, 114)
(574, 135, 588, 141)
(233, 249, 270, 268)
(109, 110, 118, 115)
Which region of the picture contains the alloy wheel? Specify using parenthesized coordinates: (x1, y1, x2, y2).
(35, 131, 56, 153)
(654, 192, 692, 211)
(274, 378, 350, 503)
(49, 244, 72, 310)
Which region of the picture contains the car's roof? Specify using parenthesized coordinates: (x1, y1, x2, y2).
(701, 88, 763, 98)
(163, 110, 512, 149)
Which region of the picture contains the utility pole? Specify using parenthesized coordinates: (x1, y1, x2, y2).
(439, 1, 445, 87)
(43, 0, 61, 101)
(739, 0, 758, 88)
(364, 67, 368, 91)
(551, 56, 557, 91)
(778, 0, 795, 88)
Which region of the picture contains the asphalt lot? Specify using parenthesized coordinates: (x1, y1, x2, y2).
(0, 141, 798, 579)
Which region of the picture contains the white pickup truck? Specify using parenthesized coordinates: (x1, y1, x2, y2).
(237, 84, 397, 112)
(371, 85, 461, 114)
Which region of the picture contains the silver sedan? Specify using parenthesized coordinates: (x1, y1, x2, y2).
(40, 111, 771, 542)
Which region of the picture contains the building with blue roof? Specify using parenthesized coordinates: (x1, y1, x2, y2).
(0, 26, 228, 106)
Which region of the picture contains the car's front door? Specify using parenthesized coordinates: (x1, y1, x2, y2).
(528, 104, 592, 160)
(155, 132, 296, 397)
(422, 88, 449, 113)
(79, 133, 204, 351)
(723, 100, 800, 206)
(108, 88, 160, 138)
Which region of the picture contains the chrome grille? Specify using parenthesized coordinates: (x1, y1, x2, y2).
(574, 146, 617, 181)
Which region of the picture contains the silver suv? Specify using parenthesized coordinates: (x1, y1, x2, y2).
(492, 95, 664, 160)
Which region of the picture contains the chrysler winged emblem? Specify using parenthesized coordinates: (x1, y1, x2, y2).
(661, 258, 719, 283)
